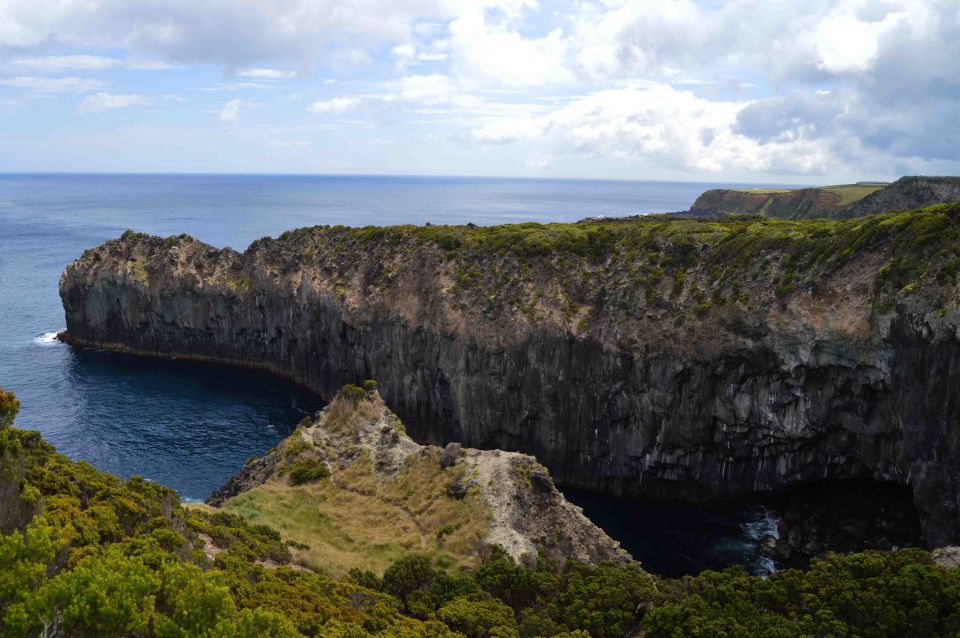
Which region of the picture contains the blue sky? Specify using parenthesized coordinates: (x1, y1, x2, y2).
(0, 0, 957, 183)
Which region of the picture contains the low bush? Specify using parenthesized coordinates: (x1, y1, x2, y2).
(286, 459, 330, 486)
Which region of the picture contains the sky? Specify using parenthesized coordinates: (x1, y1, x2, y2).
(0, 0, 957, 183)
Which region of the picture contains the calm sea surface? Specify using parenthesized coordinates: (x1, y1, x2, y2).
(0, 173, 782, 575)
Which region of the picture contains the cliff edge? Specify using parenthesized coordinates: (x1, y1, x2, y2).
(60, 203, 960, 548)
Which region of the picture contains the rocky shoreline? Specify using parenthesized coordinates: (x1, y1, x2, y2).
(754, 481, 922, 569)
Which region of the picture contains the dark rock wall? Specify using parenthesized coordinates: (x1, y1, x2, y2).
(59, 231, 960, 548)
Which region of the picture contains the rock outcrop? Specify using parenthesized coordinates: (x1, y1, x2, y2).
(846, 176, 960, 218)
(60, 204, 960, 548)
(209, 386, 630, 566)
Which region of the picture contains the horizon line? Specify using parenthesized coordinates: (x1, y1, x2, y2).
(0, 170, 832, 188)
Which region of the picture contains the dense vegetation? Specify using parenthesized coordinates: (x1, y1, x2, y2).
(3, 387, 960, 637)
(267, 202, 960, 317)
(115, 202, 960, 343)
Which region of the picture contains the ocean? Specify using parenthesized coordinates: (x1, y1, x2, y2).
(0, 173, 779, 575)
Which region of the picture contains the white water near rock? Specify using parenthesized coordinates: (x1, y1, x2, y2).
(33, 331, 63, 346)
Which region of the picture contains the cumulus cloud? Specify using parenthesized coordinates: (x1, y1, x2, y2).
(446, 8, 573, 87)
(0, 0, 955, 177)
(474, 84, 839, 175)
(78, 92, 148, 114)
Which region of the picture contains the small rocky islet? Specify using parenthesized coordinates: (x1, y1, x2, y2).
(4, 176, 960, 635)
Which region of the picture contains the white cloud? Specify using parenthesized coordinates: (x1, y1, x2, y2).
(307, 73, 489, 116)
(219, 99, 242, 123)
(78, 92, 148, 114)
(0, 76, 105, 94)
(0, 0, 467, 67)
(392, 43, 418, 67)
(386, 74, 474, 106)
(199, 82, 273, 92)
(307, 97, 362, 114)
(0, 0, 955, 177)
(12, 55, 174, 72)
(814, 11, 906, 74)
(473, 84, 838, 175)
(238, 68, 296, 79)
(447, 8, 573, 87)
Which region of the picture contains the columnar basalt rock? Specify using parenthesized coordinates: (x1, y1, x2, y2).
(59, 207, 960, 547)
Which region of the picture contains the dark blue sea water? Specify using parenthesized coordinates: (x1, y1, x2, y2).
(0, 173, 779, 574)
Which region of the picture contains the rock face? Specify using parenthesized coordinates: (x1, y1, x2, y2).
(933, 547, 960, 569)
(209, 386, 630, 565)
(60, 206, 960, 548)
(846, 177, 960, 218)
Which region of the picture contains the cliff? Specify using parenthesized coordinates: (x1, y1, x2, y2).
(846, 176, 960, 218)
(60, 203, 960, 548)
(207, 385, 630, 573)
(690, 177, 960, 220)
(688, 184, 867, 219)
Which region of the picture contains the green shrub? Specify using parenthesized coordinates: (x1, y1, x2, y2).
(338, 384, 367, 404)
(286, 459, 330, 486)
(0, 388, 19, 429)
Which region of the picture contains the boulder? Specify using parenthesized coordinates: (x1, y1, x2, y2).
(440, 442, 461, 468)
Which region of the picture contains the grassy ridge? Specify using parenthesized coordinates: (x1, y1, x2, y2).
(125, 202, 960, 325)
(270, 203, 960, 322)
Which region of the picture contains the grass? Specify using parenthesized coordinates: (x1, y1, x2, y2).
(732, 183, 883, 206)
(822, 184, 884, 205)
(223, 481, 424, 576)
(221, 432, 489, 578)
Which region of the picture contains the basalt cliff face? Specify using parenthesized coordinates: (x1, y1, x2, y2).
(61, 204, 960, 547)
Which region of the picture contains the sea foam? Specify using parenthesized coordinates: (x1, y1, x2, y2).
(33, 331, 63, 346)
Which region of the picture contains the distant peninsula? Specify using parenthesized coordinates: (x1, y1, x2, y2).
(689, 175, 960, 219)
